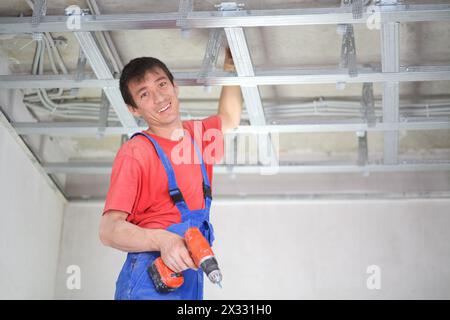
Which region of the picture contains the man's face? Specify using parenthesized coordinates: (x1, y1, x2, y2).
(127, 67, 180, 128)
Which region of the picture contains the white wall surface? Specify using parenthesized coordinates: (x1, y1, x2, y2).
(0, 57, 67, 299)
(56, 199, 450, 300)
(0, 125, 66, 299)
(54, 203, 125, 300)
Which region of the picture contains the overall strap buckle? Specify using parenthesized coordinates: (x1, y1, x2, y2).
(203, 182, 212, 200)
(169, 188, 185, 204)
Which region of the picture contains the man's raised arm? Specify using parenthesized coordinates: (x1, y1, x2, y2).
(217, 47, 243, 134)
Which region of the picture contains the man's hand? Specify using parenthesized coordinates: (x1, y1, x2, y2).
(223, 47, 236, 72)
(100, 211, 197, 272)
(100, 211, 196, 273)
(157, 230, 198, 273)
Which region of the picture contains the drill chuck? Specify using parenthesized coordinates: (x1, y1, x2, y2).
(199, 256, 223, 284)
(207, 269, 223, 285)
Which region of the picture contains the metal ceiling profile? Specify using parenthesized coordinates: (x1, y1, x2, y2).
(42, 161, 450, 175)
(380, 0, 401, 165)
(1, 3, 450, 33)
(2, 66, 450, 88)
(222, 2, 278, 167)
(10, 119, 450, 135)
(73, 31, 137, 128)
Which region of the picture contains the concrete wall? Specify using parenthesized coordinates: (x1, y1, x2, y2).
(55, 199, 450, 299)
(0, 124, 66, 299)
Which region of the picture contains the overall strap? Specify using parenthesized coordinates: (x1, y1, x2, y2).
(192, 137, 212, 207)
(131, 132, 212, 211)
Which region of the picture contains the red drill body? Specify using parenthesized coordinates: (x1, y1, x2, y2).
(148, 227, 222, 293)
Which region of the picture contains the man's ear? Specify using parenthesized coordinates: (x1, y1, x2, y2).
(127, 104, 141, 117)
(174, 82, 179, 97)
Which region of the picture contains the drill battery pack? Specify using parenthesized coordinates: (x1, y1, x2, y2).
(147, 257, 184, 293)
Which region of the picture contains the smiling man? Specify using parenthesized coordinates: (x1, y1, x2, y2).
(99, 51, 242, 300)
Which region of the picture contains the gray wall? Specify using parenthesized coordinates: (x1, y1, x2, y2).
(56, 199, 450, 299)
(0, 125, 66, 299)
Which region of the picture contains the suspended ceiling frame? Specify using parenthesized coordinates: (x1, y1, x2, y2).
(0, 1, 450, 201)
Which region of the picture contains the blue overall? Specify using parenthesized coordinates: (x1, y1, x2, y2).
(114, 132, 215, 300)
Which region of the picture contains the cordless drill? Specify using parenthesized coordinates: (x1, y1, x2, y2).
(148, 227, 222, 293)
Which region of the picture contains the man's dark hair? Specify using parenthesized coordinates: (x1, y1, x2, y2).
(119, 57, 174, 109)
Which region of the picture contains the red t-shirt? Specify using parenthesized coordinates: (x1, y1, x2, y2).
(103, 115, 223, 229)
